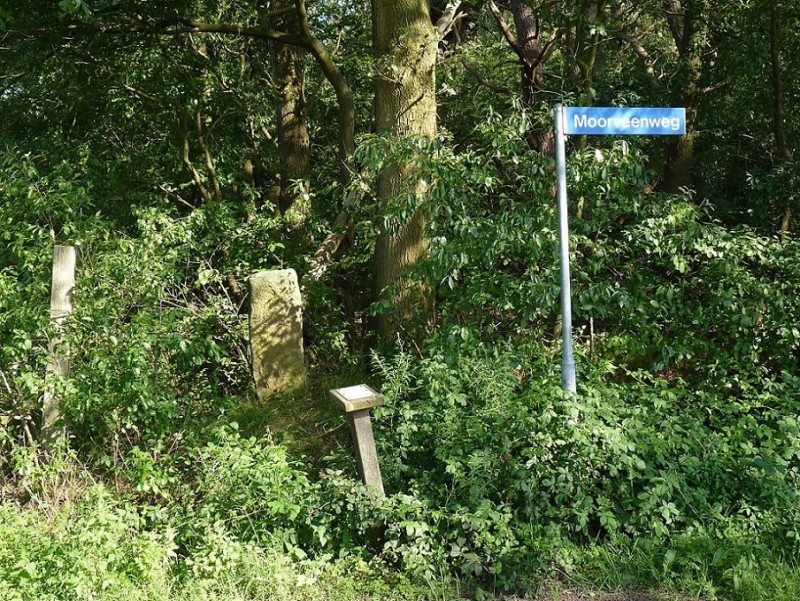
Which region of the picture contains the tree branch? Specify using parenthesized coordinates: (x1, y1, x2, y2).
(302, 180, 365, 285)
(488, 0, 521, 57)
(14, 4, 358, 275)
(292, 0, 354, 175)
(622, 34, 655, 77)
(8, 16, 308, 47)
(460, 55, 514, 94)
(436, 1, 463, 40)
(180, 109, 212, 204)
(700, 81, 726, 95)
(662, 0, 687, 55)
(159, 184, 197, 210)
(527, 32, 559, 75)
(195, 100, 221, 200)
(118, 82, 159, 104)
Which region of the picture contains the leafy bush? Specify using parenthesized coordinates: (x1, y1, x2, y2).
(170, 425, 448, 580)
(369, 346, 800, 590)
(0, 486, 174, 601)
(0, 153, 108, 457)
(3, 122, 800, 601)
(364, 124, 800, 589)
(0, 152, 295, 464)
(0, 477, 447, 601)
(420, 122, 800, 379)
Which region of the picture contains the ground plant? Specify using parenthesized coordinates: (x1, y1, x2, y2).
(1, 1, 799, 599)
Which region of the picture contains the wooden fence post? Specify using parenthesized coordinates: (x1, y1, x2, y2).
(41, 244, 75, 448)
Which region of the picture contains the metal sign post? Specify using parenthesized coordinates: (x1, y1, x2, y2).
(554, 104, 576, 394)
(553, 104, 686, 395)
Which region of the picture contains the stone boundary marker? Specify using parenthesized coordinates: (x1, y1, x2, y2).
(250, 269, 306, 400)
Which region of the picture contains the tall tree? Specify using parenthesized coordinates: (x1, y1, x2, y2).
(768, 0, 791, 164)
(488, 0, 556, 154)
(371, 0, 438, 343)
(768, 0, 793, 238)
(662, 0, 707, 193)
(268, 0, 310, 215)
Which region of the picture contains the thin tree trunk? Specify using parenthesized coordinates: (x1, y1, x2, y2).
(769, 0, 791, 163)
(781, 207, 792, 242)
(574, 1, 603, 149)
(663, 52, 701, 193)
(372, 0, 438, 344)
(268, 0, 310, 215)
(769, 0, 793, 241)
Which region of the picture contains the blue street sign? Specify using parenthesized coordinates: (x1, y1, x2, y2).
(552, 103, 686, 396)
(564, 107, 686, 136)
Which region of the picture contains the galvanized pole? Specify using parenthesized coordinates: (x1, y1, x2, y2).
(554, 104, 577, 394)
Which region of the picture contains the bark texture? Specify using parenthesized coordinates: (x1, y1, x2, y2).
(489, 0, 555, 154)
(769, 0, 791, 163)
(769, 0, 793, 240)
(268, 0, 310, 215)
(572, 1, 604, 149)
(372, 0, 438, 343)
(662, 0, 706, 193)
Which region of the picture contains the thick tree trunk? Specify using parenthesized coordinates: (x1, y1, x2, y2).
(663, 52, 701, 193)
(662, 0, 705, 193)
(268, 1, 310, 215)
(371, 0, 438, 344)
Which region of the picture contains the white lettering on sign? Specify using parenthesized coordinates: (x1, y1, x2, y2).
(573, 114, 681, 131)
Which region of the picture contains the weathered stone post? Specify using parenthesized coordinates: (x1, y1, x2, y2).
(41, 244, 75, 447)
(249, 269, 306, 399)
(329, 384, 385, 496)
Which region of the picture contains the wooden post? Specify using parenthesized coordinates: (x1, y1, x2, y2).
(329, 384, 385, 496)
(41, 245, 76, 447)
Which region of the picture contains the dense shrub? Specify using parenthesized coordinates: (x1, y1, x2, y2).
(0, 485, 173, 601)
(373, 348, 800, 580)
(2, 131, 799, 600)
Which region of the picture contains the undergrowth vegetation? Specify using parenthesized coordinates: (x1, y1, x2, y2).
(1, 115, 799, 601)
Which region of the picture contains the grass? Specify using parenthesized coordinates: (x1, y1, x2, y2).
(561, 538, 800, 601)
(0, 482, 459, 601)
(1, 476, 798, 601)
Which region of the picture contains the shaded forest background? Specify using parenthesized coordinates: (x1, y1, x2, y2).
(0, 1, 798, 600)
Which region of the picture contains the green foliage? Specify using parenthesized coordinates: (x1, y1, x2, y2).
(0, 479, 448, 601)
(0, 152, 289, 462)
(568, 536, 800, 601)
(3, 116, 800, 599)
(2, 0, 800, 598)
(168, 424, 448, 580)
(0, 153, 106, 453)
(0, 485, 174, 601)
(372, 346, 800, 591)
(353, 115, 800, 593)
(410, 115, 800, 380)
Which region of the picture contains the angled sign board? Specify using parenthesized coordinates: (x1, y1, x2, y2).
(564, 107, 686, 136)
